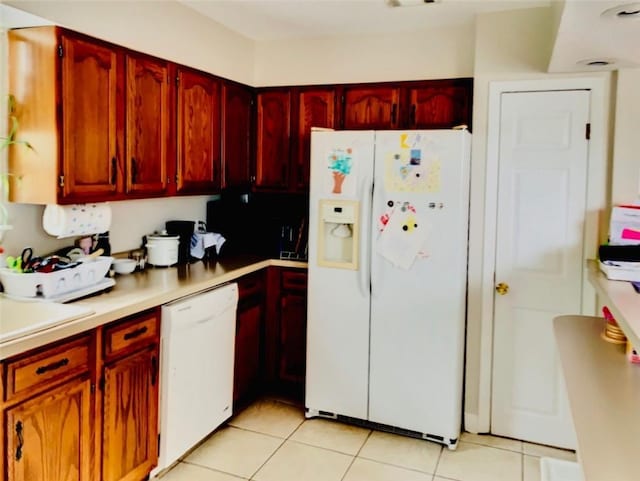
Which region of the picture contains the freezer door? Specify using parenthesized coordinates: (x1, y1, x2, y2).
(306, 130, 374, 420)
(368, 130, 471, 442)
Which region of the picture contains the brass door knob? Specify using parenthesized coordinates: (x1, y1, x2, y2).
(495, 282, 509, 295)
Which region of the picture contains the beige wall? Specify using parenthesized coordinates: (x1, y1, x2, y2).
(254, 24, 475, 86)
(464, 7, 614, 431)
(611, 68, 640, 205)
(5, 0, 255, 83)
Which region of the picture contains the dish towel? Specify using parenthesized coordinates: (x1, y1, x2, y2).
(190, 232, 226, 259)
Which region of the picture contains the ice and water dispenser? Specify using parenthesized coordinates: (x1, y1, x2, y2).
(317, 199, 359, 269)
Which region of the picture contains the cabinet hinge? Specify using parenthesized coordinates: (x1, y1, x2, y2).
(57, 44, 63, 58)
(175, 75, 180, 86)
(585, 123, 591, 140)
(341, 95, 345, 104)
(175, 174, 179, 184)
(98, 376, 105, 391)
(90, 383, 96, 394)
(59, 175, 65, 187)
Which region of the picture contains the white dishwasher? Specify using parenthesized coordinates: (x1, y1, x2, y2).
(155, 283, 238, 474)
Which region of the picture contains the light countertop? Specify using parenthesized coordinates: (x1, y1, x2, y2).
(587, 259, 640, 348)
(1, 256, 307, 360)
(554, 315, 640, 481)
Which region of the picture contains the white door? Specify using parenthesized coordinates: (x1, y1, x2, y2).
(491, 90, 589, 449)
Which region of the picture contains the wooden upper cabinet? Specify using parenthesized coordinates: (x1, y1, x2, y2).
(296, 88, 336, 191)
(176, 68, 222, 194)
(125, 54, 171, 195)
(408, 84, 472, 129)
(255, 91, 291, 191)
(343, 86, 400, 130)
(61, 34, 120, 201)
(222, 82, 253, 189)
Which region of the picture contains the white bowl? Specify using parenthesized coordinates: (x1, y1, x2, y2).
(112, 258, 137, 275)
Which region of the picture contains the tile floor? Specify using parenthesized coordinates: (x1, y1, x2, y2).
(157, 399, 577, 481)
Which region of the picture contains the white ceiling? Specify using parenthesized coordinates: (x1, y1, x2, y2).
(180, 0, 640, 71)
(179, 0, 552, 40)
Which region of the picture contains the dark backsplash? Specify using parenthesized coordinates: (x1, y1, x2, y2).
(207, 190, 309, 259)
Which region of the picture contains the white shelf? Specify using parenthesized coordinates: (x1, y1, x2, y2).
(554, 315, 640, 481)
(587, 259, 640, 349)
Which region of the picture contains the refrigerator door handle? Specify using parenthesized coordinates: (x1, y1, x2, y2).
(370, 176, 385, 299)
(359, 174, 372, 298)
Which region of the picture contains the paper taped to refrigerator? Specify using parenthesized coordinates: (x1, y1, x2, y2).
(376, 204, 428, 269)
(382, 133, 442, 194)
(326, 147, 357, 196)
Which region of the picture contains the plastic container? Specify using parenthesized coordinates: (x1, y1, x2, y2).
(0, 256, 113, 298)
(540, 457, 584, 481)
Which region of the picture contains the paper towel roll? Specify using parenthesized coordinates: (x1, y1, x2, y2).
(43, 203, 112, 239)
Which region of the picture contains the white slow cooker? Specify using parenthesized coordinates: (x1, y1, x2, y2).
(145, 232, 180, 266)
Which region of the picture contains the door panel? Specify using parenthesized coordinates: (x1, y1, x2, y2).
(177, 69, 221, 193)
(125, 54, 170, 195)
(61, 35, 119, 199)
(223, 83, 252, 188)
(368, 131, 470, 441)
(5, 379, 91, 481)
(343, 87, 400, 130)
(491, 90, 589, 449)
(255, 91, 291, 190)
(297, 89, 336, 191)
(102, 348, 158, 481)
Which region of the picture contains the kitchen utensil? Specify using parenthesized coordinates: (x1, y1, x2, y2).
(78, 248, 104, 262)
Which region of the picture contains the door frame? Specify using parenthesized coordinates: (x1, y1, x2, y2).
(474, 78, 608, 433)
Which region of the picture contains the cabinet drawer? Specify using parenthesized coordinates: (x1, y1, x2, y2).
(281, 270, 307, 291)
(104, 310, 159, 361)
(5, 334, 91, 401)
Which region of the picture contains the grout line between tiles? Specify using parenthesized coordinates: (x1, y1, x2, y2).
(180, 460, 250, 479)
(339, 429, 374, 481)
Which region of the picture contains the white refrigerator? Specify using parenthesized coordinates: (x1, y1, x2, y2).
(306, 129, 471, 449)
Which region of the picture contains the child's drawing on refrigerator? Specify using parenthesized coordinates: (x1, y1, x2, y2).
(326, 147, 356, 195)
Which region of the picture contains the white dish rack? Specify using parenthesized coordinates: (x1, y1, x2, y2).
(0, 256, 114, 300)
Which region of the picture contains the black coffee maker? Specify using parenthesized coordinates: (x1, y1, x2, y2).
(165, 220, 195, 264)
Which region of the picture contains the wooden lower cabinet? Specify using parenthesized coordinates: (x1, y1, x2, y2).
(102, 346, 159, 481)
(279, 291, 307, 384)
(0, 310, 160, 481)
(234, 303, 262, 406)
(4, 377, 92, 481)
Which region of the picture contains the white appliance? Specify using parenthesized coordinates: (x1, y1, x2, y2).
(306, 129, 470, 449)
(155, 283, 238, 473)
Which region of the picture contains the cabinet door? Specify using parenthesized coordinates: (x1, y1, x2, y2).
(343, 86, 400, 129)
(296, 88, 336, 191)
(222, 82, 253, 189)
(102, 347, 159, 481)
(177, 69, 221, 194)
(408, 85, 472, 129)
(234, 303, 262, 406)
(279, 292, 307, 385)
(125, 54, 170, 195)
(255, 91, 291, 190)
(5, 378, 92, 481)
(61, 35, 119, 200)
